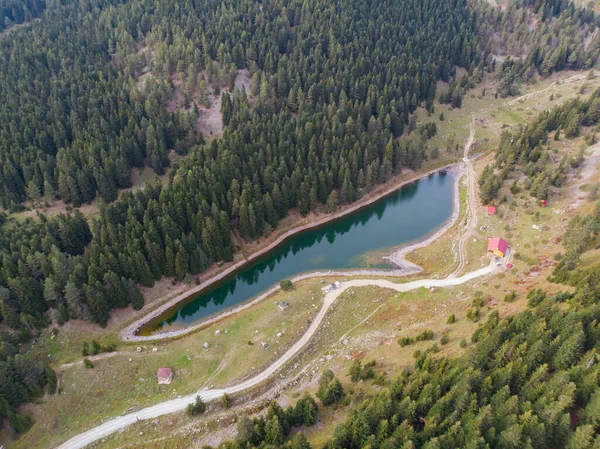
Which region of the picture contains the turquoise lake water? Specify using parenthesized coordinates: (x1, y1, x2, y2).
(140, 172, 454, 334)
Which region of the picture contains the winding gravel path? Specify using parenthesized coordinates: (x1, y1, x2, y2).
(56, 265, 494, 449)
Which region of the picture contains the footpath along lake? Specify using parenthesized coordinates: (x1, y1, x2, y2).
(139, 171, 455, 334)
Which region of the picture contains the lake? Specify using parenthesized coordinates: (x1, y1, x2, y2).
(139, 171, 455, 334)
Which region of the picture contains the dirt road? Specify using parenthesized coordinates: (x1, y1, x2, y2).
(503, 73, 589, 107)
(450, 116, 479, 278)
(55, 265, 494, 449)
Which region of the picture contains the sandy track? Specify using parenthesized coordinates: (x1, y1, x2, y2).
(55, 265, 494, 449)
(450, 116, 479, 278)
(503, 73, 589, 106)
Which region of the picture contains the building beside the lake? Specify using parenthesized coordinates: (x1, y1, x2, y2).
(488, 237, 508, 258)
(157, 367, 173, 385)
(278, 301, 289, 311)
(487, 205, 497, 215)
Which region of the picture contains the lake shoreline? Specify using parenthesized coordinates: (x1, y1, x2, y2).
(121, 163, 462, 342)
(384, 162, 463, 269)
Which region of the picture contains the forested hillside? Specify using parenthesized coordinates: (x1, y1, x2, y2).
(0, 0, 483, 328)
(477, 86, 600, 204)
(0, 0, 45, 33)
(0, 0, 478, 209)
(0, 0, 599, 439)
(0, 0, 597, 390)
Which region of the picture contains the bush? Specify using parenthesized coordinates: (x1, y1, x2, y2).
(83, 339, 116, 356)
(471, 296, 485, 308)
(187, 396, 206, 416)
(440, 334, 449, 345)
(279, 279, 293, 291)
(416, 330, 434, 341)
(316, 370, 345, 406)
(527, 289, 546, 307)
(447, 314, 456, 324)
(349, 360, 376, 382)
(349, 360, 362, 382)
(551, 291, 572, 303)
(467, 308, 480, 322)
(221, 393, 232, 409)
(398, 337, 414, 347)
(292, 394, 319, 426)
(460, 338, 468, 348)
(503, 292, 517, 302)
(46, 368, 57, 394)
(83, 358, 94, 369)
(374, 372, 386, 386)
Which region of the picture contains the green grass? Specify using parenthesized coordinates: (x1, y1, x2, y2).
(11, 279, 326, 449)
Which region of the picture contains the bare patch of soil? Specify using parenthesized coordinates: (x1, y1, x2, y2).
(166, 69, 255, 139)
(568, 142, 600, 210)
(196, 89, 224, 137)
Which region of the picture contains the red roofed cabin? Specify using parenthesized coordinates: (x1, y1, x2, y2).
(488, 238, 508, 258)
(487, 206, 497, 215)
(157, 367, 173, 385)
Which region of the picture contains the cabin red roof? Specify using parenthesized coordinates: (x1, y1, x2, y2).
(157, 367, 172, 379)
(488, 237, 508, 254)
(487, 206, 497, 215)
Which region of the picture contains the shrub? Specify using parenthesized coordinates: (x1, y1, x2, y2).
(187, 396, 206, 416)
(374, 372, 386, 386)
(460, 338, 468, 348)
(83, 358, 94, 369)
(447, 314, 456, 324)
(46, 368, 57, 394)
(467, 308, 480, 322)
(221, 393, 232, 409)
(83, 340, 116, 356)
(317, 370, 345, 406)
(348, 360, 376, 382)
(471, 296, 485, 308)
(527, 288, 546, 307)
(279, 279, 293, 291)
(503, 292, 517, 303)
(398, 337, 414, 347)
(440, 335, 449, 345)
(551, 291, 572, 303)
(349, 360, 362, 382)
(416, 330, 434, 341)
(292, 394, 318, 426)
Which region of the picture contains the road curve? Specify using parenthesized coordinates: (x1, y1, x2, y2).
(55, 266, 493, 449)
